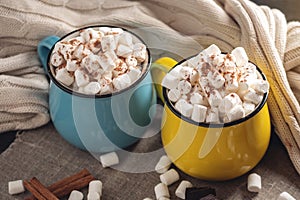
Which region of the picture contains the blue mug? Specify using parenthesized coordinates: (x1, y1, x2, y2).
(38, 25, 157, 153)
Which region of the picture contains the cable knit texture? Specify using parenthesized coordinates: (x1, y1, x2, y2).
(1, 0, 300, 174)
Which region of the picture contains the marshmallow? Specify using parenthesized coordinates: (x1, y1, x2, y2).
(113, 59, 128, 77)
(243, 102, 256, 115)
(167, 89, 181, 102)
(154, 183, 170, 199)
(55, 68, 74, 86)
(68, 36, 85, 46)
(118, 32, 133, 47)
(212, 54, 225, 67)
(247, 173, 261, 193)
(244, 88, 263, 104)
(83, 82, 101, 95)
(208, 89, 222, 107)
(190, 69, 200, 85)
(75, 69, 89, 87)
(175, 180, 193, 199)
(99, 27, 112, 34)
(8, 180, 25, 195)
(68, 190, 84, 200)
(66, 60, 79, 71)
(161, 73, 180, 90)
(110, 27, 124, 34)
(127, 66, 141, 83)
(203, 44, 221, 59)
(116, 44, 133, 58)
(187, 54, 201, 68)
(100, 151, 119, 168)
(155, 155, 172, 174)
(87, 191, 100, 200)
(143, 198, 153, 200)
(80, 28, 102, 42)
(82, 54, 103, 73)
(227, 105, 245, 122)
(159, 169, 180, 186)
(277, 192, 296, 200)
(206, 107, 219, 123)
(225, 74, 239, 92)
(177, 80, 192, 95)
(98, 52, 116, 71)
(112, 73, 131, 91)
(191, 104, 207, 123)
(133, 43, 147, 62)
(169, 65, 183, 78)
(207, 70, 225, 89)
(73, 44, 90, 60)
(219, 93, 242, 113)
(175, 99, 193, 117)
(50, 52, 65, 67)
(231, 47, 248, 68)
(88, 38, 102, 53)
(190, 92, 206, 105)
(100, 84, 113, 95)
(125, 55, 138, 67)
(158, 197, 170, 200)
(89, 180, 103, 197)
(101, 34, 116, 52)
(179, 66, 194, 80)
(251, 79, 269, 94)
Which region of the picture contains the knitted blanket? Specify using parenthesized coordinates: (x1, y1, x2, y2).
(1, 0, 300, 174)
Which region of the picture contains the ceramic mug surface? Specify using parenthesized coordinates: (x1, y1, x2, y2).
(154, 57, 271, 181)
(38, 25, 156, 153)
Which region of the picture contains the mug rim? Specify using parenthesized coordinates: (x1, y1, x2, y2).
(46, 25, 152, 99)
(162, 55, 269, 128)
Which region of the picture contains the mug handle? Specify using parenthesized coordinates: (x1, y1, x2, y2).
(37, 35, 60, 74)
(150, 57, 177, 102)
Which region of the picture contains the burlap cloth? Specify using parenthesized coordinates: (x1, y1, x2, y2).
(0, 121, 299, 199)
(1, 0, 300, 198)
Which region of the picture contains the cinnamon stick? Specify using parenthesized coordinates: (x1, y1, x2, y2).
(53, 174, 95, 197)
(30, 177, 58, 200)
(48, 168, 90, 192)
(23, 180, 47, 200)
(25, 168, 93, 200)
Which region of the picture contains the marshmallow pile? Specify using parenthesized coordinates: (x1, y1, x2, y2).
(162, 44, 269, 123)
(50, 27, 147, 95)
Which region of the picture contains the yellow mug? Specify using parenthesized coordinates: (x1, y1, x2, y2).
(151, 57, 271, 181)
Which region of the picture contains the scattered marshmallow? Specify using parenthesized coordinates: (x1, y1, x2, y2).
(55, 68, 74, 86)
(87, 191, 100, 200)
(154, 183, 170, 199)
(100, 151, 119, 168)
(175, 180, 193, 199)
(277, 192, 296, 200)
(155, 155, 172, 174)
(247, 173, 261, 193)
(160, 169, 180, 186)
(89, 180, 103, 197)
(8, 180, 25, 195)
(68, 190, 84, 200)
